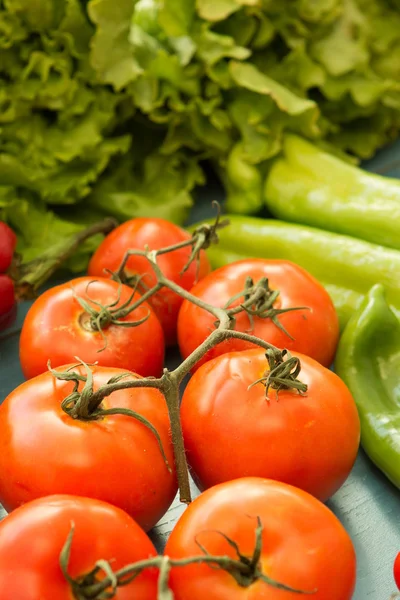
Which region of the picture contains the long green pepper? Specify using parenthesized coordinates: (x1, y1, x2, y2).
(264, 135, 400, 250)
(335, 285, 400, 489)
(199, 215, 400, 329)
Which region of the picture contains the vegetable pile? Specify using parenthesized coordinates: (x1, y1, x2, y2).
(0, 213, 364, 599)
(2, 209, 400, 596)
(3, 0, 400, 267)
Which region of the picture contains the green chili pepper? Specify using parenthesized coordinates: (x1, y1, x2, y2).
(264, 135, 400, 250)
(199, 215, 400, 329)
(335, 284, 400, 488)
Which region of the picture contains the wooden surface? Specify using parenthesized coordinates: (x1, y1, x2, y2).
(1, 142, 400, 598)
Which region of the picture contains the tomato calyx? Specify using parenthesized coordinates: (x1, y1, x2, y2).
(249, 348, 308, 399)
(73, 278, 150, 351)
(60, 518, 314, 600)
(49, 360, 172, 473)
(225, 276, 309, 340)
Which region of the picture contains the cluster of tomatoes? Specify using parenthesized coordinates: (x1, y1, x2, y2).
(0, 216, 393, 598)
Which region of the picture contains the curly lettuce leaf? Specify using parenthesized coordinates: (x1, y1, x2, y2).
(3, 0, 67, 31)
(0, 106, 131, 204)
(229, 61, 321, 137)
(196, 0, 259, 22)
(0, 194, 106, 271)
(159, 0, 194, 36)
(88, 0, 143, 89)
(89, 149, 205, 223)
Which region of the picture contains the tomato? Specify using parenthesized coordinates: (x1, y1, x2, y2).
(0, 274, 16, 331)
(181, 349, 360, 501)
(0, 365, 177, 531)
(394, 553, 400, 590)
(0, 495, 158, 600)
(20, 276, 164, 379)
(177, 259, 339, 370)
(88, 217, 210, 346)
(165, 477, 356, 600)
(0, 221, 16, 273)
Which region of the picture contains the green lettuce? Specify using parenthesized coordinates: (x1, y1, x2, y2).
(1, 0, 400, 269)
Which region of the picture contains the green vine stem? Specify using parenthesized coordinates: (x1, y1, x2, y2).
(50, 205, 308, 504)
(49, 361, 171, 473)
(10, 218, 117, 301)
(60, 519, 316, 600)
(224, 276, 309, 339)
(248, 348, 308, 399)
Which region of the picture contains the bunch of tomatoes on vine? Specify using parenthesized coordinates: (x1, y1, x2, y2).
(0, 204, 392, 599)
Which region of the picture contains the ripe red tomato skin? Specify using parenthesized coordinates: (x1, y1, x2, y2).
(394, 553, 400, 589)
(0, 365, 177, 531)
(165, 477, 356, 600)
(0, 221, 17, 273)
(177, 259, 339, 370)
(88, 217, 211, 346)
(0, 275, 16, 330)
(0, 494, 158, 600)
(181, 349, 360, 502)
(19, 276, 165, 380)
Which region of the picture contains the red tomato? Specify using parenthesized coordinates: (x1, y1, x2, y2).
(181, 349, 360, 501)
(0, 221, 16, 273)
(165, 478, 356, 600)
(88, 218, 210, 346)
(20, 276, 164, 379)
(394, 553, 400, 589)
(0, 365, 177, 531)
(0, 274, 16, 331)
(0, 495, 158, 600)
(177, 259, 339, 370)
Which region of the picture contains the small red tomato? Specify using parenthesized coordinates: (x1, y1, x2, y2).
(181, 349, 360, 501)
(394, 553, 400, 589)
(178, 259, 339, 370)
(0, 365, 177, 531)
(19, 276, 164, 379)
(0, 221, 17, 273)
(0, 274, 16, 330)
(88, 217, 211, 346)
(0, 495, 158, 600)
(165, 477, 356, 600)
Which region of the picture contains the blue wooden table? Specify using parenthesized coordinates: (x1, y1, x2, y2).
(1, 142, 400, 599)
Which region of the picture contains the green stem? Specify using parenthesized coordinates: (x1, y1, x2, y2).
(161, 370, 191, 503)
(248, 348, 308, 398)
(225, 277, 309, 340)
(128, 282, 164, 311)
(12, 218, 117, 300)
(86, 377, 163, 411)
(74, 278, 151, 352)
(61, 519, 314, 600)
